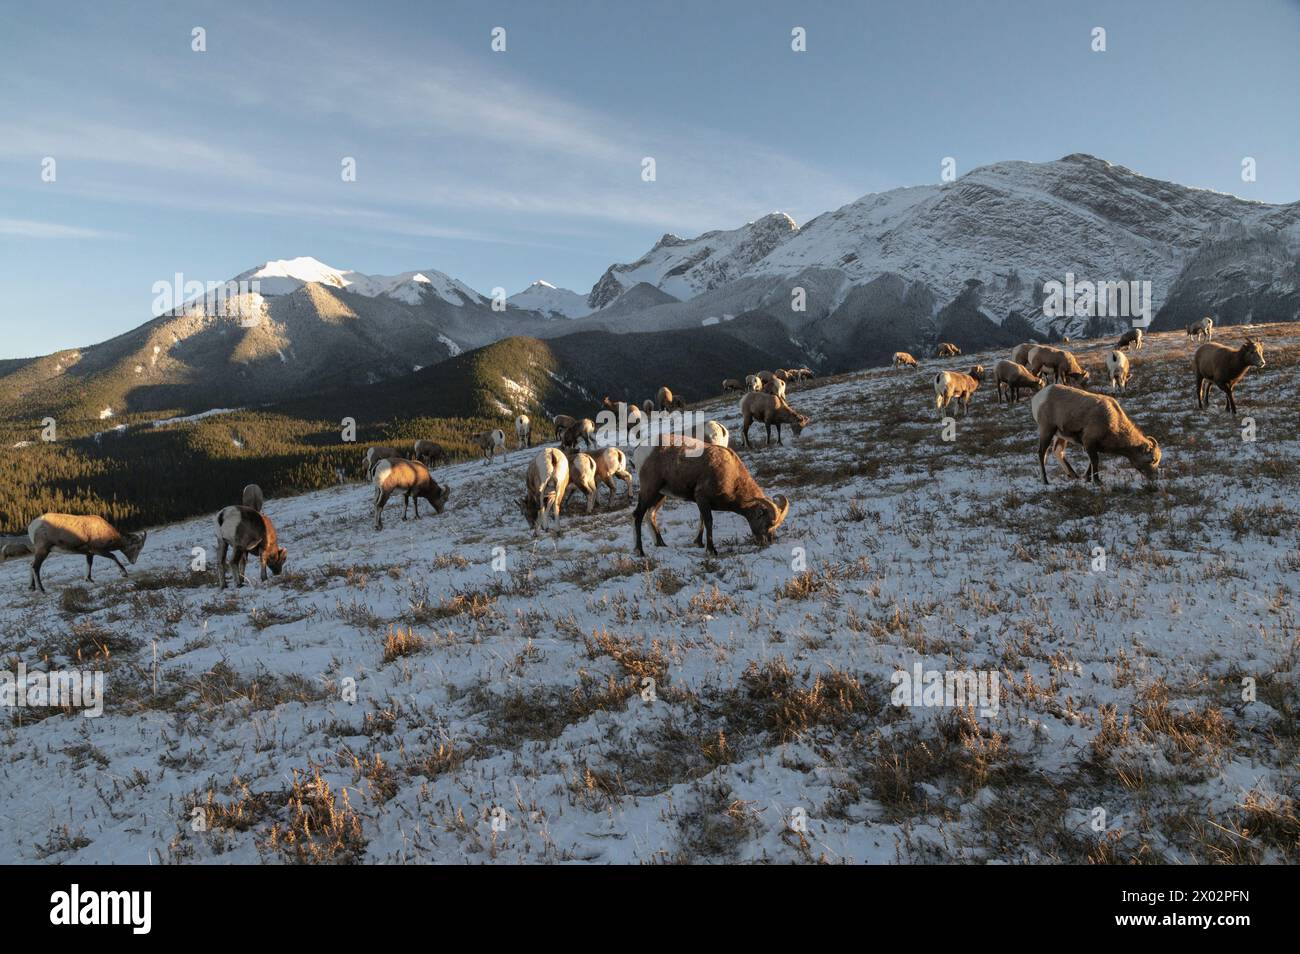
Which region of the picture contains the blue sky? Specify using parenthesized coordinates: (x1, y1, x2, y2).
(2, 0, 1298, 358)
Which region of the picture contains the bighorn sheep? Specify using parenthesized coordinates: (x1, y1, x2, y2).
(1117, 328, 1144, 351)
(26, 514, 147, 593)
(634, 440, 790, 556)
(1031, 384, 1160, 485)
(740, 391, 810, 447)
(241, 483, 264, 511)
(1105, 349, 1131, 391)
(690, 419, 730, 447)
(475, 428, 506, 464)
(364, 445, 401, 477)
(656, 386, 675, 411)
(514, 415, 531, 449)
(1187, 316, 1214, 341)
(762, 376, 787, 399)
(744, 374, 762, 391)
(936, 342, 961, 358)
(372, 458, 450, 531)
(563, 450, 599, 514)
(1194, 339, 1265, 414)
(641, 399, 655, 415)
(0, 536, 31, 560)
(933, 368, 982, 417)
(795, 367, 814, 380)
(412, 439, 445, 468)
(216, 505, 286, 588)
(1011, 343, 1034, 366)
(994, 359, 1045, 404)
(1028, 345, 1090, 386)
(591, 447, 633, 507)
(561, 417, 596, 450)
(722, 378, 745, 392)
(520, 447, 569, 537)
(552, 414, 577, 441)
(893, 352, 919, 369)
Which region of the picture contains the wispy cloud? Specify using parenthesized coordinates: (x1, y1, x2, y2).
(0, 218, 122, 239)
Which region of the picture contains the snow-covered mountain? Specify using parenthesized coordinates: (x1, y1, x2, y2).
(234, 256, 485, 307)
(506, 280, 592, 319)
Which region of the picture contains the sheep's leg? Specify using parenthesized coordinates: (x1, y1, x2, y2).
(413, 494, 421, 519)
(235, 548, 247, 588)
(1225, 386, 1236, 415)
(633, 494, 661, 556)
(776, 424, 783, 445)
(1086, 448, 1103, 485)
(585, 484, 595, 515)
(401, 492, 410, 520)
(217, 538, 229, 589)
(742, 417, 752, 448)
(375, 490, 391, 531)
(698, 506, 716, 555)
(85, 554, 95, 582)
(1053, 438, 1082, 479)
(30, 546, 49, 593)
(1037, 432, 1054, 485)
(103, 551, 128, 577)
(647, 498, 668, 547)
(260, 554, 268, 582)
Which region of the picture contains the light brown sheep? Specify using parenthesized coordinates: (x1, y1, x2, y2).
(1028, 345, 1090, 386)
(933, 368, 981, 417)
(474, 428, 506, 464)
(1186, 316, 1214, 341)
(562, 450, 599, 514)
(1011, 342, 1034, 366)
(1105, 349, 1131, 391)
(520, 447, 569, 537)
(1030, 384, 1160, 485)
(1193, 339, 1265, 414)
(216, 505, 286, 588)
(656, 386, 674, 411)
(26, 514, 148, 593)
(762, 376, 787, 399)
(994, 360, 1044, 404)
(412, 439, 445, 468)
(634, 440, 790, 556)
(936, 342, 961, 358)
(515, 415, 531, 449)
(893, 352, 919, 369)
(591, 447, 633, 507)
(241, 483, 264, 511)
(740, 391, 811, 447)
(561, 417, 596, 450)
(372, 458, 450, 530)
(1116, 328, 1144, 351)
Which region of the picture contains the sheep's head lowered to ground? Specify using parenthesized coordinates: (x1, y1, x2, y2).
(743, 493, 790, 544)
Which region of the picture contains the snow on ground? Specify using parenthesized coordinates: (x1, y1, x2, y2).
(1, 326, 1297, 864)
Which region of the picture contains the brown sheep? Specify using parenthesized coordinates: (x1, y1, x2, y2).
(739, 391, 810, 447)
(633, 440, 790, 556)
(722, 378, 745, 392)
(933, 368, 982, 417)
(1116, 328, 1144, 351)
(1028, 345, 1090, 386)
(552, 414, 577, 441)
(1030, 384, 1160, 485)
(26, 514, 147, 593)
(474, 428, 506, 464)
(994, 360, 1045, 404)
(520, 447, 569, 537)
(372, 458, 450, 530)
(656, 386, 674, 411)
(216, 505, 285, 589)
(561, 417, 596, 450)
(412, 439, 445, 468)
(1010, 342, 1034, 366)
(364, 445, 401, 477)
(1193, 339, 1265, 414)
(936, 342, 961, 358)
(241, 483, 264, 511)
(893, 352, 919, 369)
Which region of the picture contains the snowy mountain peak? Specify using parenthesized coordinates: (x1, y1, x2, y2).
(233, 259, 484, 307)
(507, 280, 592, 320)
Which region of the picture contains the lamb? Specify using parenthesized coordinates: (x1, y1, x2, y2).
(241, 483, 264, 511)
(1105, 349, 1131, 391)
(364, 445, 401, 477)
(933, 368, 981, 417)
(740, 391, 811, 447)
(26, 514, 148, 593)
(475, 428, 506, 464)
(216, 505, 286, 588)
(519, 447, 569, 537)
(591, 447, 633, 507)
(371, 458, 450, 530)
(1031, 384, 1160, 485)
(1193, 339, 1265, 414)
(634, 440, 790, 556)
(412, 439, 445, 468)
(553, 414, 577, 440)
(762, 376, 787, 399)
(561, 417, 596, 450)
(936, 342, 961, 357)
(722, 378, 745, 392)
(1028, 345, 1090, 386)
(993, 359, 1045, 404)
(893, 352, 919, 369)
(1187, 316, 1214, 341)
(515, 415, 531, 449)
(1116, 328, 1144, 351)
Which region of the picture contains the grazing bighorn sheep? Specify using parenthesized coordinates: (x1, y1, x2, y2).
(412, 439, 445, 468)
(795, 367, 814, 380)
(1031, 385, 1160, 485)
(216, 506, 285, 589)
(520, 447, 569, 537)
(241, 483, 264, 512)
(933, 368, 982, 417)
(475, 428, 506, 464)
(692, 419, 730, 447)
(591, 447, 633, 507)
(1105, 349, 1131, 391)
(994, 360, 1045, 404)
(1028, 345, 1090, 386)
(1117, 328, 1144, 351)
(0, 536, 31, 560)
(514, 415, 531, 449)
(553, 414, 577, 441)
(1011, 343, 1034, 366)
(364, 445, 401, 477)
(740, 391, 810, 447)
(744, 374, 762, 391)
(893, 352, 919, 369)
(656, 386, 674, 411)
(561, 417, 596, 450)
(1194, 339, 1265, 414)
(563, 450, 599, 514)
(762, 376, 787, 399)
(722, 378, 745, 392)
(26, 514, 147, 593)
(936, 342, 961, 357)
(1187, 316, 1214, 341)
(371, 458, 450, 531)
(634, 440, 790, 556)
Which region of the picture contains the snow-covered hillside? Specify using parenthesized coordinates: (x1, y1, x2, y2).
(2, 324, 1295, 864)
(507, 280, 592, 319)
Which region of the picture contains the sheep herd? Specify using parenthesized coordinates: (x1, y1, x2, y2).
(4, 327, 1270, 593)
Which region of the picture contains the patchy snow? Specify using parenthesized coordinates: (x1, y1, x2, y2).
(438, 334, 462, 357)
(150, 408, 239, 428)
(1, 324, 1296, 864)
